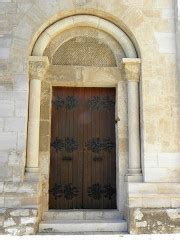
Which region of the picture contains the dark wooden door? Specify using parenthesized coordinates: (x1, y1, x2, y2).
(49, 87, 116, 209)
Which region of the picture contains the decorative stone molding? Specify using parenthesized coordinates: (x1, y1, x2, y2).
(32, 15, 137, 58)
(29, 56, 49, 80)
(121, 58, 141, 82)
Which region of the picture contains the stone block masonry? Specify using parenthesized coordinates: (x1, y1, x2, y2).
(0, 0, 180, 235)
(130, 208, 180, 234)
(0, 208, 38, 235)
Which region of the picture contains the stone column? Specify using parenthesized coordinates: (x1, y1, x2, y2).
(26, 56, 49, 173)
(121, 58, 142, 182)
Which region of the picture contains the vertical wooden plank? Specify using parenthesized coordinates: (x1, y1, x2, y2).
(83, 87, 92, 208)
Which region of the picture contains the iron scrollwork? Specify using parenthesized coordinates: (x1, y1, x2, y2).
(66, 96, 78, 109)
(88, 183, 103, 200)
(88, 96, 115, 111)
(102, 138, 115, 152)
(88, 183, 116, 200)
(53, 96, 78, 110)
(51, 137, 64, 152)
(86, 138, 102, 153)
(64, 137, 78, 153)
(53, 96, 64, 110)
(49, 183, 63, 200)
(103, 184, 116, 200)
(86, 138, 115, 153)
(51, 137, 78, 152)
(49, 183, 79, 200)
(64, 183, 78, 200)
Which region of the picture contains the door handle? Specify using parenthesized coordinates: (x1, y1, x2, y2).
(62, 156, 72, 161)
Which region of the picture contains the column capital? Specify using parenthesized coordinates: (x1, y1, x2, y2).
(121, 58, 141, 82)
(29, 56, 49, 80)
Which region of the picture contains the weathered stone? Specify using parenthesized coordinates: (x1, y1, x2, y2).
(31, 209, 38, 216)
(130, 208, 180, 234)
(5, 227, 21, 236)
(134, 209, 143, 221)
(0, 197, 4, 207)
(136, 221, 147, 228)
(0, 182, 4, 192)
(4, 182, 18, 192)
(0, 208, 6, 214)
(21, 217, 38, 225)
(0, 0, 180, 236)
(10, 209, 29, 217)
(24, 226, 35, 235)
(0, 215, 4, 226)
(166, 209, 180, 220)
(4, 218, 16, 228)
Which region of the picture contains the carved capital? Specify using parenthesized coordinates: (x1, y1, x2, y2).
(29, 56, 49, 80)
(121, 58, 141, 82)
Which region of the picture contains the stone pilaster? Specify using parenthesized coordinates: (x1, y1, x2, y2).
(121, 58, 142, 182)
(26, 56, 49, 173)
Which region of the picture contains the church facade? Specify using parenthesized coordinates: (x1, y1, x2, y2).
(0, 0, 180, 235)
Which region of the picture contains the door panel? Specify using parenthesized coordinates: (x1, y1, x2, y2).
(49, 87, 116, 209)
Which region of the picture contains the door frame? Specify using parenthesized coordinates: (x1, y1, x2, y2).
(38, 65, 127, 218)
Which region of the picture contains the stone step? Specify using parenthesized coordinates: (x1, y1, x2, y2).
(39, 219, 127, 233)
(42, 210, 122, 221)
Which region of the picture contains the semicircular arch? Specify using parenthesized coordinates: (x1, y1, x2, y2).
(32, 15, 137, 58)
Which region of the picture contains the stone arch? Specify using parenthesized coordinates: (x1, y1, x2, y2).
(32, 15, 137, 58)
(27, 14, 142, 215)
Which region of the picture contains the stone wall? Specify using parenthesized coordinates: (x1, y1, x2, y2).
(0, 208, 38, 235)
(129, 208, 180, 234)
(0, 180, 41, 235)
(0, 0, 180, 235)
(0, 0, 178, 182)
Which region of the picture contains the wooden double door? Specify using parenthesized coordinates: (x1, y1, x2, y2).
(49, 87, 116, 209)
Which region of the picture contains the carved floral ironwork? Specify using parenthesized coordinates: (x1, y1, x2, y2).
(102, 138, 115, 152)
(64, 137, 78, 153)
(103, 184, 116, 200)
(51, 137, 78, 152)
(66, 96, 78, 109)
(49, 183, 63, 200)
(53, 96, 78, 110)
(86, 138, 102, 153)
(49, 183, 78, 200)
(88, 183, 116, 200)
(86, 138, 115, 153)
(51, 137, 64, 152)
(64, 183, 79, 200)
(88, 183, 103, 200)
(88, 96, 115, 110)
(53, 96, 64, 109)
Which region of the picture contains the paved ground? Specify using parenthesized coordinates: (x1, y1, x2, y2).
(1, 234, 180, 240)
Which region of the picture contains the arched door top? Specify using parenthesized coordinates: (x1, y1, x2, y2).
(32, 15, 137, 58)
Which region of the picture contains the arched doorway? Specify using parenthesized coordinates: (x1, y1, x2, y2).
(27, 15, 142, 232)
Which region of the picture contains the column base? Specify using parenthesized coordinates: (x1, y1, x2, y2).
(25, 168, 40, 181)
(125, 168, 143, 182)
(26, 167, 39, 173)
